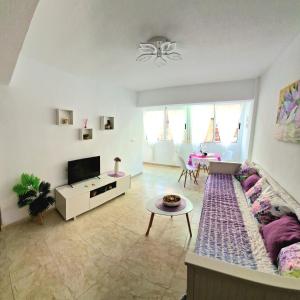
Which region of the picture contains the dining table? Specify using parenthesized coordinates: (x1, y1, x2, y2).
(187, 152, 221, 167)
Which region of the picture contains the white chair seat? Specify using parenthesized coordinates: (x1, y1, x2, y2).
(178, 156, 198, 187)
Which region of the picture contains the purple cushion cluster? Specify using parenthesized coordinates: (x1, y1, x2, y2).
(260, 215, 300, 264)
(237, 161, 300, 276)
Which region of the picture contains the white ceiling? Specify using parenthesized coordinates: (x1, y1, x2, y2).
(19, 0, 300, 91)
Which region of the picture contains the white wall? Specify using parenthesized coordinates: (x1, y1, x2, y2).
(252, 33, 300, 202)
(0, 56, 143, 225)
(137, 79, 255, 107)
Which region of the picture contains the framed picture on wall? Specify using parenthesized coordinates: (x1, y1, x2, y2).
(275, 80, 300, 143)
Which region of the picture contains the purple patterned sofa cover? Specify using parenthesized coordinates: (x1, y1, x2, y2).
(195, 173, 258, 269)
(195, 174, 257, 269)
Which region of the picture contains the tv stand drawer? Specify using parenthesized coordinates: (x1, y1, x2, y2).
(90, 182, 116, 198)
(90, 188, 120, 209)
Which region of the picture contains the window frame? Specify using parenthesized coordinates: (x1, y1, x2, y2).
(143, 103, 241, 145)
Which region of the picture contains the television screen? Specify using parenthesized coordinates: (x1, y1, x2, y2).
(68, 156, 100, 185)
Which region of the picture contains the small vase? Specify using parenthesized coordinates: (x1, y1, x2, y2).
(114, 161, 119, 175)
(83, 119, 88, 129)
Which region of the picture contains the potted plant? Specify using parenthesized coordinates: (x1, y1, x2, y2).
(12, 173, 55, 224)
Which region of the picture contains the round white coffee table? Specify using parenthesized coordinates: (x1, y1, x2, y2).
(145, 194, 194, 237)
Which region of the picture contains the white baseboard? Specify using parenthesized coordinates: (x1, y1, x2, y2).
(143, 162, 181, 168)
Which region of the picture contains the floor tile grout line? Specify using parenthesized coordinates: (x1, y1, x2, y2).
(43, 230, 76, 299)
(9, 268, 16, 300)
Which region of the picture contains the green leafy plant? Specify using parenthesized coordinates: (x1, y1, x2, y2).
(12, 173, 54, 223)
(13, 173, 40, 197)
(28, 181, 55, 217)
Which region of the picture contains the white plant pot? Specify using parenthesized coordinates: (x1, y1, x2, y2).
(114, 161, 119, 175)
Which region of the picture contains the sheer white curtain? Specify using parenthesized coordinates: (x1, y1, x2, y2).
(166, 108, 186, 144)
(190, 105, 214, 146)
(215, 103, 241, 145)
(143, 110, 164, 144)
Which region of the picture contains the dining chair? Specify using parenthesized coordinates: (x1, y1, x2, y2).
(178, 156, 198, 187)
(192, 157, 208, 176)
(199, 158, 209, 173)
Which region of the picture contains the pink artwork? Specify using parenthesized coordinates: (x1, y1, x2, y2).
(275, 80, 300, 143)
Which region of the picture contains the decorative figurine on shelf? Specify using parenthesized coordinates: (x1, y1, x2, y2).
(83, 118, 88, 128)
(61, 118, 69, 124)
(105, 119, 112, 130)
(114, 157, 121, 175)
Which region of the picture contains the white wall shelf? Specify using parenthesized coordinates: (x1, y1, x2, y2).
(80, 128, 93, 140)
(100, 116, 115, 130)
(56, 109, 74, 125)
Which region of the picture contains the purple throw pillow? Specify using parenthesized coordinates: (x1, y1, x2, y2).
(235, 162, 258, 182)
(242, 174, 260, 191)
(260, 214, 300, 264)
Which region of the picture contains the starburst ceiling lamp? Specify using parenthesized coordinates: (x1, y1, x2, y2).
(136, 36, 182, 67)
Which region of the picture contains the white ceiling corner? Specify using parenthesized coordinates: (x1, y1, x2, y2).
(0, 0, 39, 84)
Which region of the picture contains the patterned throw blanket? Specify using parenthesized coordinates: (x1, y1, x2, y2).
(195, 174, 257, 269)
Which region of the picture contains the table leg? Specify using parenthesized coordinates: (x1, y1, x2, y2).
(184, 171, 188, 187)
(186, 213, 192, 237)
(145, 213, 155, 236)
(193, 171, 198, 184)
(196, 165, 200, 178)
(178, 170, 184, 182)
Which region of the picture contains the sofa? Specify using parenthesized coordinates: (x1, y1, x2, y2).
(185, 161, 300, 300)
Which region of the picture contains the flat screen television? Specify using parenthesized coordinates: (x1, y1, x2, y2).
(68, 156, 100, 185)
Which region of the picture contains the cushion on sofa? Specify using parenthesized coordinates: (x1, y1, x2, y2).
(251, 190, 293, 224)
(260, 215, 300, 264)
(245, 177, 269, 204)
(251, 197, 277, 224)
(242, 174, 260, 191)
(252, 162, 300, 222)
(278, 242, 300, 278)
(235, 161, 258, 182)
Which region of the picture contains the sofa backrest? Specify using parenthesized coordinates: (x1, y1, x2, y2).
(253, 162, 300, 217)
(209, 161, 241, 175)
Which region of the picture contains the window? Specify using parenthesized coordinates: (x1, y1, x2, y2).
(191, 104, 241, 144)
(143, 110, 164, 144)
(166, 107, 186, 144)
(190, 105, 214, 144)
(143, 103, 241, 145)
(215, 103, 241, 144)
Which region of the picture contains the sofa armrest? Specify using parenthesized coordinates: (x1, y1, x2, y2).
(185, 252, 300, 300)
(209, 161, 241, 175)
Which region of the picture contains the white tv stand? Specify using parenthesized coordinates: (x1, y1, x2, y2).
(55, 173, 131, 220)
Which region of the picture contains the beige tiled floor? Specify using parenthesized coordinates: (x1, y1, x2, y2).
(0, 164, 206, 300)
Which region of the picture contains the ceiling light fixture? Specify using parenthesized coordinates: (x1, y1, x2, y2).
(136, 36, 182, 67)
